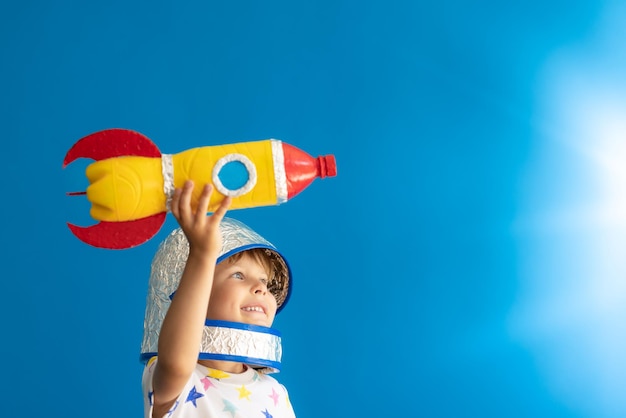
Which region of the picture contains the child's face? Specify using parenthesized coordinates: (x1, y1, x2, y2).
(207, 252, 278, 327)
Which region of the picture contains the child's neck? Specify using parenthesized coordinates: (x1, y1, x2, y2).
(198, 359, 247, 374)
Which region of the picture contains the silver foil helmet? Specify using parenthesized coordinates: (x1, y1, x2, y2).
(140, 217, 291, 364)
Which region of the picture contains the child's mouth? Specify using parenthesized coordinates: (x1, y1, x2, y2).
(241, 306, 266, 314)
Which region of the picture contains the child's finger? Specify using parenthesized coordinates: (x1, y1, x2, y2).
(212, 194, 232, 223)
(194, 183, 213, 222)
(170, 187, 183, 219)
(178, 180, 194, 221)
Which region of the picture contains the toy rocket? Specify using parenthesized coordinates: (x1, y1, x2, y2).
(63, 128, 337, 249)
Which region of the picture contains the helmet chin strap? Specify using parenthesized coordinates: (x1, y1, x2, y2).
(198, 319, 283, 374)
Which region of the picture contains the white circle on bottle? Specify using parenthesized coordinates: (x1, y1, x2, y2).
(212, 153, 258, 197)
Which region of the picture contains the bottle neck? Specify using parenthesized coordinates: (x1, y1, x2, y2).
(281, 142, 337, 199)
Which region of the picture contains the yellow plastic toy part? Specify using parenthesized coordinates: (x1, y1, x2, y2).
(85, 140, 278, 222)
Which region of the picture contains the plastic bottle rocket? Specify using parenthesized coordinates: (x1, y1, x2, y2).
(63, 128, 337, 249)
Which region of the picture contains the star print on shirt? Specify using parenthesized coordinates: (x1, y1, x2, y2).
(201, 376, 215, 391)
(148, 391, 154, 406)
(207, 369, 231, 379)
(262, 408, 273, 418)
(268, 388, 279, 406)
(237, 384, 252, 400)
(223, 399, 237, 417)
(167, 400, 179, 417)
(147, 356, 157, 370)
(185, 386, 204, 407)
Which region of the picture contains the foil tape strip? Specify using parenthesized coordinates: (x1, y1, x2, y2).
(271, 139, 288, 204)
(199, 320, 282, 373)
(161, 153, 174, 212)
(141, 321, 283, 374)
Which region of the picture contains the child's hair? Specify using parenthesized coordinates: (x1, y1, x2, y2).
(225, 248, 287, 306)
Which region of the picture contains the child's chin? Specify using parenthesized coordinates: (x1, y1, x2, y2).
(241, 317, 271, 328)
(249, 319, 271, 327)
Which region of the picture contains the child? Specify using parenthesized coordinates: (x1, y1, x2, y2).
(140, 180, 296, 417)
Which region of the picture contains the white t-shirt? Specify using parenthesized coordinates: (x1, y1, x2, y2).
(142, 357, 296, 418)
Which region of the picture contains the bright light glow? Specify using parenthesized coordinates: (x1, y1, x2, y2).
(512, 2, 626, 417)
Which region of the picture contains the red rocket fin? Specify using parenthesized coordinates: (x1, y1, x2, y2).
(67, 212, 167, 249)
(63, 128, 161, 168)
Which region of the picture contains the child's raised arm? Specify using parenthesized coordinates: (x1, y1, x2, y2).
(151, 180, 231, 417)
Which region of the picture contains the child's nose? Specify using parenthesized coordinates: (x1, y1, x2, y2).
(252, 279, 268, 294)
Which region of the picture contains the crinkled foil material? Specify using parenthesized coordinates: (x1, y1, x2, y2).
(141, 217, 291, 370)
(271, 139, 288, 204)
(200, 322, 282, 373)
(161, 153, 174, 211)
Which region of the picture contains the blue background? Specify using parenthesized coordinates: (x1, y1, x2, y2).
(3, 1, 626, 417)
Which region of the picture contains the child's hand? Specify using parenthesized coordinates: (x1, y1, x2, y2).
(171, 180, 232, 257)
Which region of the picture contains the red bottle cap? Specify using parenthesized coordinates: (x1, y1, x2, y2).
(281, 142, 337, 199)
(316, 155, 337, 178)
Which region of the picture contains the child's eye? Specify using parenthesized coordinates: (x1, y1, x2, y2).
(232, 272, 244, 280)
